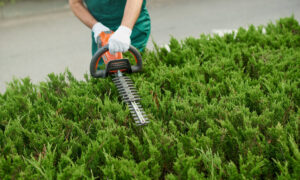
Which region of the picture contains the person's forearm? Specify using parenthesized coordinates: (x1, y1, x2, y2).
(121, 0, 143, 29)
(69, 0, 97, 29)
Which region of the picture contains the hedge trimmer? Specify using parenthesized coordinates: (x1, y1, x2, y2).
(90, 31, 149, 126)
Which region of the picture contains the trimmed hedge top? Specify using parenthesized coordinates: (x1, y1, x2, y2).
(0, 16, 300, 179)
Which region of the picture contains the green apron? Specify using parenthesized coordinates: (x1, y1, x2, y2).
(84, 0, 151, 55)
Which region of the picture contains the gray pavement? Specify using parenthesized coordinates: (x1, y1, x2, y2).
(0, 0, 300, 93)
(0, 0, 69, 19)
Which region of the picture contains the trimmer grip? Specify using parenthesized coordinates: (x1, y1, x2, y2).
(96, 31, 111, 48)
(128, 46, 143, 73)
(90, 45, 143, 78)
(96, 36, 101, 49)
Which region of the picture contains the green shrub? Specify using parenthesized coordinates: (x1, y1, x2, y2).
(0, 16, 299, 179)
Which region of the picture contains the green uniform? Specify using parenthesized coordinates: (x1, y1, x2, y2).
(84, 0, 151, 55)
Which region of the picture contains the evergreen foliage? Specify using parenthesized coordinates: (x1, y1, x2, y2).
(0, 16, 299, 179)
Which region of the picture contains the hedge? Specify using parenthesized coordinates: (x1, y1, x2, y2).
(0, 16, 299, 179)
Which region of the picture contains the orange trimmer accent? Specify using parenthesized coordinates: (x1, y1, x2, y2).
(98, 31, 123, 65)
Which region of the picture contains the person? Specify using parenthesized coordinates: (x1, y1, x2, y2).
(69, 0, 151, 56)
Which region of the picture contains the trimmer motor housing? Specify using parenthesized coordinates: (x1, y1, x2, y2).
(90, 31, 143, 78)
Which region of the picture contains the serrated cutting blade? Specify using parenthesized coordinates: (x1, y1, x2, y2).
(113, 70, 149, 126)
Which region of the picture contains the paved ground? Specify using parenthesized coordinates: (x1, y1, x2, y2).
(0, 0, 300, 93)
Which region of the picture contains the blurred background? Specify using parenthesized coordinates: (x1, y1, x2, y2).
(0, 0, 299, 93)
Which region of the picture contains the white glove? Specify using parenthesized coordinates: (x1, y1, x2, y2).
(108, 25, 132, 54)
(92, 22, 110, 43)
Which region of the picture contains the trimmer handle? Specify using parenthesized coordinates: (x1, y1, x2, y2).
(90, 45, 143, 78)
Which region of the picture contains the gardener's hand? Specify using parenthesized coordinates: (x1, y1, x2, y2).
(108, 26, 132, 54)
(92, 22, 110, 43)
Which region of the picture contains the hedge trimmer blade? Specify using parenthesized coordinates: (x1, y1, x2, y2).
(112, 71, 149, 126)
